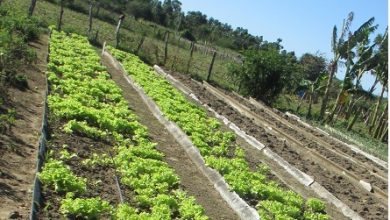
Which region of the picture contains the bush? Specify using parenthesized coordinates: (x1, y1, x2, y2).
(229, 48, 301, 104)
(0, 6, 40, 88)
(181, 29, 196, 42)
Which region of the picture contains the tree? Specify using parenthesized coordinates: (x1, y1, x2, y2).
(326, 17, 378, 123)
(319, 12, 354, 120)
(369, 31, 388, 133)
(299, 53, 327, 81)
(229, 48, 300, 104)
(297, 74, 327, 118)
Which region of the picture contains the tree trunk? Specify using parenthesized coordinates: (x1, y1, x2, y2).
(364, 109, 372, 125)
(136, 36, 146, 54)
(320, 60, 337, 120)
(28, 0, 37, 17)
(296, 92, 307, 113)
(347, 106, 362, 131)
(373, 104, 388, 138)
(326, 89, 343, 123)
(336, 104, 344, 117)
(115, 15, 125, 48)
(57, 0, 64, 31)
(347, 73, 378, 120)
(163, 31, 169, 65)
(87, 1, 94, 36)
(307, 93, 313, 118)
(380, 127, 388, 142)
(369, 85, 386, 133)
(377, 119, 387, 139)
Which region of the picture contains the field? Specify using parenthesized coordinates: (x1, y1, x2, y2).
(0, 1, 388, 219)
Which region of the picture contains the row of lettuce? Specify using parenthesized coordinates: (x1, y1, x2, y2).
(38, 30, 208, 219)
(108, 45, 330, 220)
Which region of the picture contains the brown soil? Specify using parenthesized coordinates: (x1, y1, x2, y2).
(37, 119, 121, 219)
(0, 35, 48, 219)
(167, 69, 388, 220)
(101, 55, 239, 220)
(230, 92, 388, 189)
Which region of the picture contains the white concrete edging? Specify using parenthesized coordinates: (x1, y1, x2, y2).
(104, 53, 259, 220)
(152, 65, 365, 220)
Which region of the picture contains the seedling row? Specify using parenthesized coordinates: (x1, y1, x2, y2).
(38, 30, 209, 219)
(107, 46, 330, 220)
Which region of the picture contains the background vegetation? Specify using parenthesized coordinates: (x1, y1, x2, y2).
(6, 0, 388, 159)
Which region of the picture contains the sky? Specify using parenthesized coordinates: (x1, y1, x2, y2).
(179, 0, 388, 96)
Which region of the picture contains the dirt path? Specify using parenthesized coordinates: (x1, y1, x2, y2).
(0, 35, 48, 219)
(101, 55, 239, 220)
(167, 70, 387, 220)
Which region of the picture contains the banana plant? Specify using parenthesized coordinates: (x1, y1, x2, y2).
(326, 16, 378, 123)
(368, 30, 388, 133)
(319, 12, 354, 120)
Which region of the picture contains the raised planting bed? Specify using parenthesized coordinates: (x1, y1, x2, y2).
(107, 46, 331, 220)
(36, 30, 209, 219)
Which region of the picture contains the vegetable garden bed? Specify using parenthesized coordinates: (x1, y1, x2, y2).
(107, 46, 331, 220)
(36, 30, 209, 219)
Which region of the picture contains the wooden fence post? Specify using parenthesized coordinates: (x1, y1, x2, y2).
(57, 0, 64, 31)
(115, 14, 125, 48)
(163, 31, 169, 65)
(28, 0, 37, 17)
(206, 51, 217, 82)
(186, 42, 194, 74)
(87, 0, 94, 36)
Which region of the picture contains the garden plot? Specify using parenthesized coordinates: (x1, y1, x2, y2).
(36, 30, 210, 219)
(106, 46, 331, 220)
(165, 69, 388, 220)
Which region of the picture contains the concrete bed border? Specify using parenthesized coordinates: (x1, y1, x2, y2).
(249, 97, 388, 170)
(152, 65, 364, 220)
(102, 50, 259, 220)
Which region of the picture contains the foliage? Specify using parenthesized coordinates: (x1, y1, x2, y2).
(0, 6, 40, 86)
(60, 193, 113, 219)
(45, 30, 208, 219)
(38, 159, 87, 193)
(306, 198, 326, 213)
(0, 108, 16, 133)
(229, 48, 301, 104)
(299, 53, 327, 81)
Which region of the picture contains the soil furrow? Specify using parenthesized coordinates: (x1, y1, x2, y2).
(167, 70, 388, 220)
(101, 55, 239, 220)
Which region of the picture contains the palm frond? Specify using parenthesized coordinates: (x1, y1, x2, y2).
(339, 12, 354, 41)
(331, 25, 338, 53)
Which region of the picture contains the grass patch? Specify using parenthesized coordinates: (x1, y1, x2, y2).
(10, 0, 239, 91)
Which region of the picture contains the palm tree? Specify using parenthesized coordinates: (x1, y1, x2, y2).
(347, 30, 387, 131)
(326, 17, 377, 123)
(369, 31, 388, 133)
(319, 12, 354, 120)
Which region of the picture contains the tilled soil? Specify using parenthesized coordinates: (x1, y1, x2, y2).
(167, 70, 388, 220)
(101, 55, 239, 220)
(230, 92, 388, 191)
(0, 35, 48, 219)
(38, 120, 121, 219)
